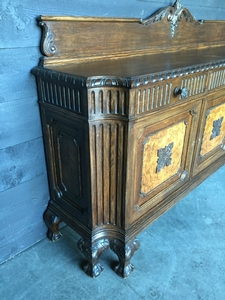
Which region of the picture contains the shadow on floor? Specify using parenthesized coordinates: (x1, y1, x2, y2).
(1, 166, 225, 300)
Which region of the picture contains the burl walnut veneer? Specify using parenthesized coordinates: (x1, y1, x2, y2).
(32, 0, 225, 278)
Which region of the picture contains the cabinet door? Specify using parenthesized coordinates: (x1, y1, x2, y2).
(127, 100, 201, 222)
(192, 93, 225, 176)
(41, 107, 91, 225)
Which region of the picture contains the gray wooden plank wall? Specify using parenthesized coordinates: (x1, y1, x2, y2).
(0, 0, 224, 264)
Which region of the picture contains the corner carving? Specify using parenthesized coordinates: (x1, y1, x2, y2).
(140, 0, 203, 38)
(38, 20, 57, 57)
(86, 76, 131, 88)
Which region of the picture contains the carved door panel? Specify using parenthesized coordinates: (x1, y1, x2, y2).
(192, 93, 225, 176)
(42, 108, 91, 224)
(127, 100, 201, 222)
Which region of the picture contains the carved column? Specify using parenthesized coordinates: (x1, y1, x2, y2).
(110, 238, 140, 278)
(87, 82, 130, 229)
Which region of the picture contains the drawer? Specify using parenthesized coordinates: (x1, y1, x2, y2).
(130, 71, 207, 118)
(207, 67, 225, 91)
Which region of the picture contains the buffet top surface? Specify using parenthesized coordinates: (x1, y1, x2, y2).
(46, 46, 225, 80)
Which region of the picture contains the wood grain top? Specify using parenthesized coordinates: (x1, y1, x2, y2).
(46, 46, 225, 84)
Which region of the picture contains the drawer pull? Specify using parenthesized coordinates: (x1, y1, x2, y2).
(180, 170, 188, 181)
(174, 86, 188, 99)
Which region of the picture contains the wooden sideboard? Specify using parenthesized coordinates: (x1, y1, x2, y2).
(32, 0, 225, 278)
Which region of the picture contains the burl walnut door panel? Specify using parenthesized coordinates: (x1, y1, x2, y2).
(193, 93, 225, 176)
(41, 107, 91, 225)
(127, 100, 201, 224)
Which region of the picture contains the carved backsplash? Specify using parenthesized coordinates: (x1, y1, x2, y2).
(141, 0, 203, 37)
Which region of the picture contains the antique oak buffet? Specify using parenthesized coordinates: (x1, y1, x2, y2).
(32, 0, 225, 278)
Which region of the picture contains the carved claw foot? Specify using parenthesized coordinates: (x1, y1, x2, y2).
(43, 209, 62, 242)
(77, 238, 110, 278)
(110, 238, 140, 278)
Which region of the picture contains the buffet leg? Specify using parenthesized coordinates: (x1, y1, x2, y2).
(110, 238, 140, 278)
(77, 238, 110, 278)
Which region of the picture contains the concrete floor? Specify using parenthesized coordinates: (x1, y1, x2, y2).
(1, 165, 225, 300)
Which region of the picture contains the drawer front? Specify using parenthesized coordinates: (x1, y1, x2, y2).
(180, 73, 207, 98)
(207, 68, 225, 91)
(192, 93, 225, 176)
(130, 72, 207, 118)
(126, 99, 201, 222)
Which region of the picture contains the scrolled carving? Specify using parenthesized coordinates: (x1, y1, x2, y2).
(77, 238, 110, 278)
(140, 0, 203, 38)
(39, 21, 57, 57)
(110, 238, 140, 278)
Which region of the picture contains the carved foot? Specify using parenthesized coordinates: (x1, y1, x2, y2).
(77, 238, 110, 278)
(110, 238, 140, 278)
(43, 209, 62, 242)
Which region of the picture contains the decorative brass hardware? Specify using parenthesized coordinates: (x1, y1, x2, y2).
(210, 116, 224, 140)
(156, 142, 174, 173)
(174, 86, 188, 98)
(180, 170, 188, 181)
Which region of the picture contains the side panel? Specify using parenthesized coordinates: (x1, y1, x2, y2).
(40, 105, 91, 226)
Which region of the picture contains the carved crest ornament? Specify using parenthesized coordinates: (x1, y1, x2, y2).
(140, 0, 203, 38)
(38, 0, 203, 58)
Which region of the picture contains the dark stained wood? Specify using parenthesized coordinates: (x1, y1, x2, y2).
(1, 0, 225, 269)
(39, 17, 225, 66)
(77, 238, 110, 278)
(47, 46, 225, 79)
(110, 238, 140, 278)
(31, 1, 225, 278)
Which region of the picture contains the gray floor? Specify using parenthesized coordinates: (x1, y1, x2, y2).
(1, 165, 225, 300)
